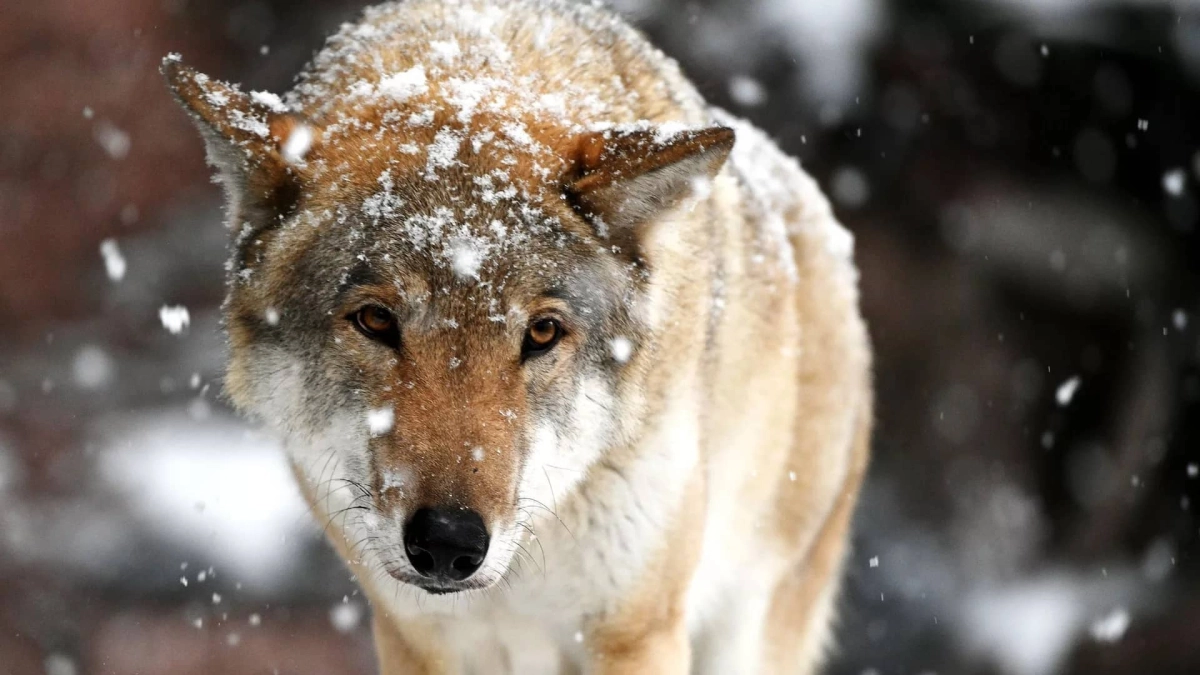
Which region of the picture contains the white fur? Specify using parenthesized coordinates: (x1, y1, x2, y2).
(517, 375, 614, 513)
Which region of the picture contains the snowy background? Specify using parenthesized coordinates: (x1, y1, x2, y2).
(3, 0, 1200, 673)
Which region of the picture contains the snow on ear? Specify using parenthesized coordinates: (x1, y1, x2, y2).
(566, 125, 735, 236)
(161, 55, 318, 227)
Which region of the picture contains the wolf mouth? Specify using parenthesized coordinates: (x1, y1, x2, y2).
(406, 577, 484, 595)
(385, 568, 491, 595)
(420, 585, 466, 595)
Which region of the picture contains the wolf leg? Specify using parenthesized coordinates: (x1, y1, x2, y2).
(761, 414, 871, 674)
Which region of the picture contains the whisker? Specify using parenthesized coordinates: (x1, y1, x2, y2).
(329, 478, 375, 500)
(320, 504, 369, 538)
(517, 497, 576, 543)
(515, 521, 547, 572)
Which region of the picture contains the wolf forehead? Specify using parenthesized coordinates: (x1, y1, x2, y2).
(225, 82, 641, 324)
(235, 71, 611, 298)
(242, 119, 645, 304)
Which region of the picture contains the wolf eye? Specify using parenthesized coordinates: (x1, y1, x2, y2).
(523, 318, 562, 357)
(352, 305, 399, 347)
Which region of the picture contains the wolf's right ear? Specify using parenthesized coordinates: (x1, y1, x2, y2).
(162, 55, 318, 228)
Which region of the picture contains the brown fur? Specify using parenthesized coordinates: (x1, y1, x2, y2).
(164, 1, 872, 673)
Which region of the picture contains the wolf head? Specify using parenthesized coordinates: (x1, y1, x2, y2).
(162, 29, 732, 595)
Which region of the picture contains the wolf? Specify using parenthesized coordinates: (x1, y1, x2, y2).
(163, 0, 872, 672)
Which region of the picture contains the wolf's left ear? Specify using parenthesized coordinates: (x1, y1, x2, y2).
(566, 126, 734, 237)
(162, 55, 317, 228)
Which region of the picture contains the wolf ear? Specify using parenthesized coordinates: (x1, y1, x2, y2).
(161, 55, 317, 229)
(566, 126, 734, 238)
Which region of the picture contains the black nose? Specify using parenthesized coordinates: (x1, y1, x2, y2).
(403, 507, 489, 581)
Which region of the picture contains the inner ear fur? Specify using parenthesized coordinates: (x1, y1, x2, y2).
(161, 55, 317, 234)
(565, 125, 735, 240)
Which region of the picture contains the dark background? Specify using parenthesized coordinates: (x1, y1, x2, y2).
(2, 0, 1199, 673)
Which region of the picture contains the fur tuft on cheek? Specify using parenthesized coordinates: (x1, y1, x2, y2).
(223, 348, 297, 425)
(517, 374, 616, 512)
(231, 347, 372, 448)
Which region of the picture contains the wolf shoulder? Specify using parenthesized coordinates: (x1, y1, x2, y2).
(713, 108, 860, 292)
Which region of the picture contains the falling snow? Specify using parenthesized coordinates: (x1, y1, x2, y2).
(1055, 376, 1081, 406)
(609, 337, 634, 363)
(728, 75, 767, 107)
(99, 238, 126, 281)
(72, 345, 114, 390)
(159, 305, 191, 335)
(830, 166, 869, 208)
(281, 124, 313, 163)
(1089, 608, 1131, 643)
(367, 407, 395, 436)
(13, 2, 1197, 674)
(94, 120, 131, 159)
(1162, 168, 1186, 196)
(330, 601, 363, 633)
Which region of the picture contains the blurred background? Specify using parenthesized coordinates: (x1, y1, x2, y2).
(3, 0, 1200, 672)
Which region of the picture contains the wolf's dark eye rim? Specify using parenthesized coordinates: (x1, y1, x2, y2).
(351, 305, 400, 347)
(522, 317, 563, 358)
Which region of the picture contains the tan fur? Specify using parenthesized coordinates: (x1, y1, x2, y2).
(165, 1, 872, 672)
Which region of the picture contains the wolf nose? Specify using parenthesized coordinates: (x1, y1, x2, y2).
(403, 507, 489, 581)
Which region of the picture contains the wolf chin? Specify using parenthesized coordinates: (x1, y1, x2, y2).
(164, 0, 873, 673)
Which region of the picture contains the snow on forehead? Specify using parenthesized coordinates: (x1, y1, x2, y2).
(352, 180, 565, 287)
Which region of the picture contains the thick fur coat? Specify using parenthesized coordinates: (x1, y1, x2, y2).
(163, 1, 873, 673)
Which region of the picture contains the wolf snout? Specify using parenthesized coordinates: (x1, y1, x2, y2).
(403, 507, 490, 582)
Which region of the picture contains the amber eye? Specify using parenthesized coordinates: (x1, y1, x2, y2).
(523, 318, 563, 357)
(352, 305, 399, 347)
